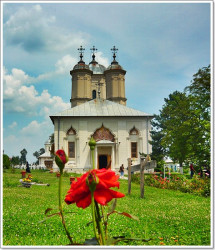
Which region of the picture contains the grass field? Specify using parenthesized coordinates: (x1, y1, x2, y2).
(3, 169, 211, 246)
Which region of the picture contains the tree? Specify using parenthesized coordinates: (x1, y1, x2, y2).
(3, 154, 11, 169)
(184, 65, 210, 169)
(50, 133, 54, 144)
(149, 116, 166, 171)
(33, 148, 45, 164)
(11, 156, 20, 166)
(151, 91, 193, 173)
(20, 149, 27, 164)
(150, 66, 210, 173)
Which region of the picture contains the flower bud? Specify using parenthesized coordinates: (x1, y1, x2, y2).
(88, 137, 96, 150)
(86, 171, 99, 193)
(55, 149, 68, 171)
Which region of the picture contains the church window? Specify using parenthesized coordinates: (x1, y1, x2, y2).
(92, 90, 96, 99)
(68, 142, 75, 158)
(131, 142, 138, 158)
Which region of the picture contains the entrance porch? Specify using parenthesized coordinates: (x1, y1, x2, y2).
(95, 140, 115, 169)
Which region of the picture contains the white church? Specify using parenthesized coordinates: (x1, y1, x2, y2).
(50, 46, 153, 173)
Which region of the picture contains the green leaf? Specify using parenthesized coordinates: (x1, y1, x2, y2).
(108, 210, 139, 221)
(108, 199, 117, 214)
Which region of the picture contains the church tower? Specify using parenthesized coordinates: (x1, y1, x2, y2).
(104, 46, 127, 105)
(70, 46, 92, 107)
(89, 46, 106, 100)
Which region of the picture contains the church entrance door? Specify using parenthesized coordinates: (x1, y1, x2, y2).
(44, 160, 53, 169)
(98, 155, 107, 169)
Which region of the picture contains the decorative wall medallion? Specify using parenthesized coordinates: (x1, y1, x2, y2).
(67, 126, 76, 135)
(129, 126, 139, 135)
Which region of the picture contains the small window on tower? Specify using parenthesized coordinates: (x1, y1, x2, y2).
(68, 142, 75, 158)
(92, 90, 96, 99)
(131, 142, 137, 158)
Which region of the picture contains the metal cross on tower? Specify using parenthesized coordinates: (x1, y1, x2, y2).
(78, 45, 85, 62)
(90, 46, 98, 54)
(111, 46, 118, 61)
(90, 46, 97, 62)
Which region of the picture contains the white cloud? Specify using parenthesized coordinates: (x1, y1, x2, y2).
(96, 52, 109, 68)
(3, 66, 70, 116)
(20, 120, 51, 135)
(8, 121, 17, 129)
(4, 120, 54, 162)
(4, 4, 88, 53)
(55, 54, 77, 74)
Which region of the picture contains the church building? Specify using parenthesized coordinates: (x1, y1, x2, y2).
(50, 46, 153, 173)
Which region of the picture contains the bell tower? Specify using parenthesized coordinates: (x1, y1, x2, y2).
(104, 46, 127, 105)
(70, 46, 93, 107)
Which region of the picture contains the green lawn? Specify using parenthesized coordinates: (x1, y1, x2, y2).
(3, 169, 211, 246)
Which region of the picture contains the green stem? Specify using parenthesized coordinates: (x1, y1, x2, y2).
(101, 206, 108, 239)
(95, 202, 106, 245)
(59, 170, 73, 244)
(91, 193, 99, 243)
(91, 149, 95, 169)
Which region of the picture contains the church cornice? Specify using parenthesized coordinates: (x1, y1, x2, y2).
(70, 68, 93, 76)
(107, 97, 127, 102)
(104, 68, 126, 75)
(70, 97, 92, 102)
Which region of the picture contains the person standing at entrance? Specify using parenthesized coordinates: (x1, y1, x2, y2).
(119, 164, 124, 179)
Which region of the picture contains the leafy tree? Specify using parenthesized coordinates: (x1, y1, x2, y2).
(20, 149, 27, 164)
(33, 148, 45, 164)
(184, 65, 210, 169)
(3, 154, 11, 169)
(11, 156, 20, 166)
(50, 133, 54, 144)
(151, 91, 193, 173)
(149, 116, 166, 171)
(150, 66, 210, 173)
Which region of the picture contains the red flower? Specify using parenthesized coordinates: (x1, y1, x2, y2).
(55, 149, 68, 171)
(56, 150, 68, 164)
(65, 169, 125, 209)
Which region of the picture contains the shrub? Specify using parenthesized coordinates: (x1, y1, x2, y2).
(133, 173, 210, 197)
(3, 154, 11, 169)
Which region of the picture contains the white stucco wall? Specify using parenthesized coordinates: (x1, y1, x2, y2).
(52, 116, 152, 173)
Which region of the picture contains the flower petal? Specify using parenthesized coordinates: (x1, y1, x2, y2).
(94, 188, 125, 206)
(76, 193, 92, 209)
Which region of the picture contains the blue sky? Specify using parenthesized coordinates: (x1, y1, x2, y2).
(2, 1, 211, 163)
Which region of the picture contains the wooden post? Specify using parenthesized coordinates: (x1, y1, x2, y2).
(140, 155, 150, 198)
(127, 158, 132, 195)
(140, 157, 145, 198)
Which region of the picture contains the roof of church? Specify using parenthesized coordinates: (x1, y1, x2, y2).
(39, 152, 52, 158)
(50, 99, 153, 122)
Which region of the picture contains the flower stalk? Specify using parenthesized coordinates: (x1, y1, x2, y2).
(95, 202, 106, 245)
(55, 150, 73, 245)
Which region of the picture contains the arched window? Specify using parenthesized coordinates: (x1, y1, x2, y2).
(66, 126, 76, 159)
(92, 90, 96, 99)
(129, 126, 139, 158)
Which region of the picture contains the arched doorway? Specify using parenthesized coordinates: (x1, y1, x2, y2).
(91, 124, 115, 169)
(98, 155, 107, 169)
